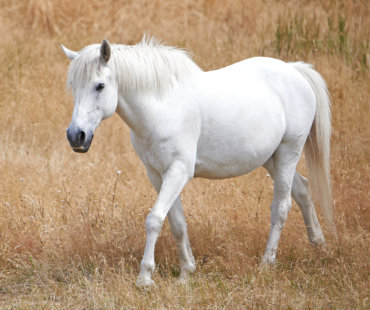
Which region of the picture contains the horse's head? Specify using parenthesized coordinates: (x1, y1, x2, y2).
(61, 39, 118, 153)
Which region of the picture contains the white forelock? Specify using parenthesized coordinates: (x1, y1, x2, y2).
(67, 36, 202, 95)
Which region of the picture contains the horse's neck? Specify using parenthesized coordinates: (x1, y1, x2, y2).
(116, 91, 161, 138)
(115, 67, 201, 138)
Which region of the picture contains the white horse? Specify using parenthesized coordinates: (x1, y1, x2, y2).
(61, 37, 335, 286)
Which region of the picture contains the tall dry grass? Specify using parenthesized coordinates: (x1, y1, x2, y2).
(0, 0, 369, 308)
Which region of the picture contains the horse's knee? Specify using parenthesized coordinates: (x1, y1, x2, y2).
(169, 218, 190, 246)
(145, 213, 164, 234)
(168, 207, 188, 240)
(170, 224, 186, 240)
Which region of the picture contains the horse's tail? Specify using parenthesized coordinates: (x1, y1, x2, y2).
(290, 62, 337, 238)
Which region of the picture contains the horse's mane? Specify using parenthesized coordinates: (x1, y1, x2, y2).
(67, 37, 202, 96)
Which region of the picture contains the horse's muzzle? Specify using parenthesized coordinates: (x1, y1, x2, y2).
(67, 128, 94, 153)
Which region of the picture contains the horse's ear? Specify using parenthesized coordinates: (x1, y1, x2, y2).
(61, 44, 78, 61)
(100, 39, 111, 63)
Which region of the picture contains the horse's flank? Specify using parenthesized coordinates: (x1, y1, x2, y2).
(67, 37, 202, 96)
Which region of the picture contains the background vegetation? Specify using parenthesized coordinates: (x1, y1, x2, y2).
(0, 0, 369, 308)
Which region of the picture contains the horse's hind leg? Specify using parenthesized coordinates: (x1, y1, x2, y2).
(263, 158, 326, 247)
(291, 172, 326, 245)
(261, 145, 301, 264)
(146, 170, 195, 280)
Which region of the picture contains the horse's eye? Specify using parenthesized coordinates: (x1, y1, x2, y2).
(96, 83, 105, 91)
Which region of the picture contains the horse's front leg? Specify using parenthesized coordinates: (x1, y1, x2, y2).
(137, 163, 191, 287)
(167, 196, 196, 281)
(146, 170, 195, 282)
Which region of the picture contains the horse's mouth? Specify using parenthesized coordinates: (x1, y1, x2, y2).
(71, 135, 93, 153)
(73, 148, 89, 153)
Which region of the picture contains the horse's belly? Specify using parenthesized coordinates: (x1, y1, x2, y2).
(194, 111, 285, 179)
(194, 138, 280, 179)
(193, 78, 285, 179)
(194, 159, 259, 179)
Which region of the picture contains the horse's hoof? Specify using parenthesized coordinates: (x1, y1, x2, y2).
(179, 273, 190, 284)
(261, 257, 274, 265)
(260, 256, 276, 268)
(314, 240, 328, 254)
(312, 238, 327, 248)
(178, 262, 196, 284)
(136, 277, 155, 288)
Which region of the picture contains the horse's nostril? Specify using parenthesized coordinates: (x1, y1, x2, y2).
(79, 131, 86, 144)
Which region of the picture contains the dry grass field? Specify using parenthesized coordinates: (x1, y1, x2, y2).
(0, 0, 369, 308)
